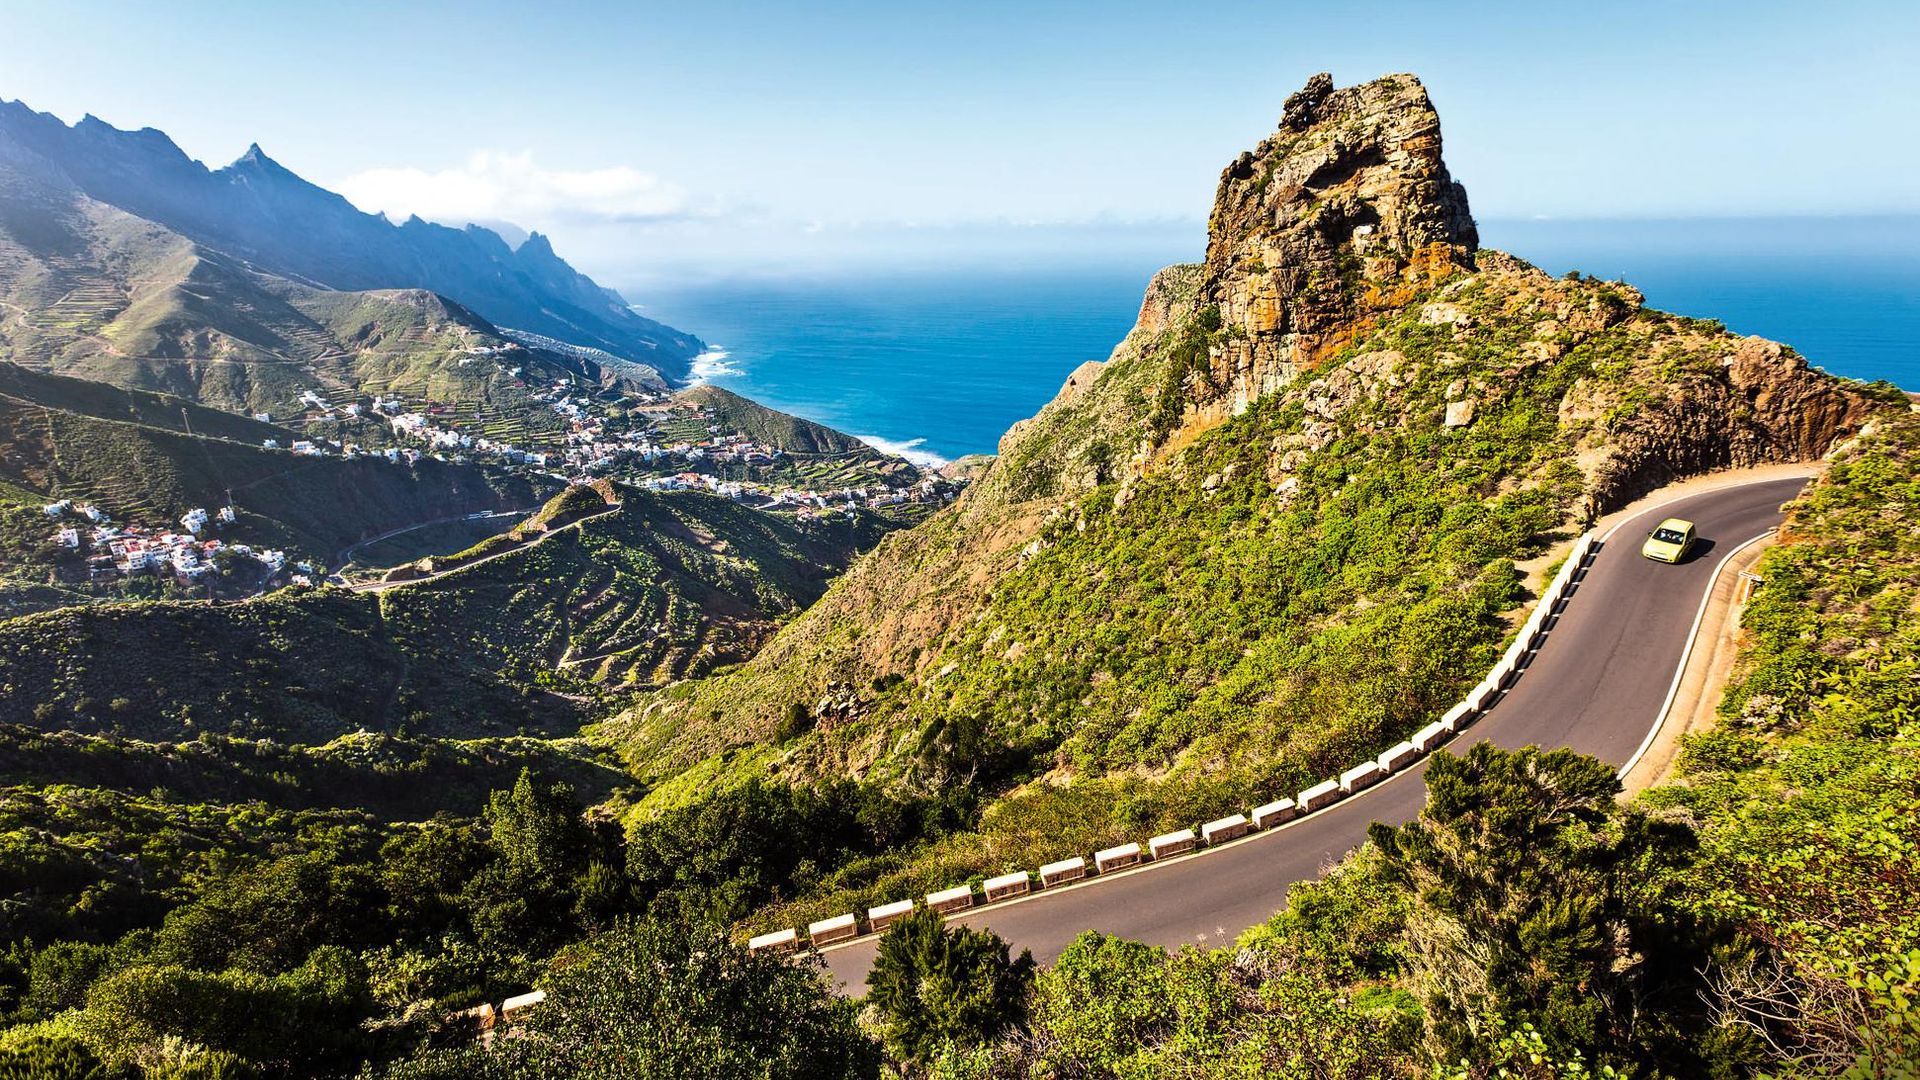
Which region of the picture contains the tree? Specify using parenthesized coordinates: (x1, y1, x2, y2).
(463, 770, 598, 958)
(484, 770, 590, 887)
(381, 919, 876, 1080)
(867, 907, 1035, 1068)
(1369, 743, 1719, 1074)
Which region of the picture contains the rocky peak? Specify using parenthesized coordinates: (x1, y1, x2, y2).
(1187, 73, 1478, 430)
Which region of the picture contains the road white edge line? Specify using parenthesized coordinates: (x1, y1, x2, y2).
(1616, 527, 1773, 780)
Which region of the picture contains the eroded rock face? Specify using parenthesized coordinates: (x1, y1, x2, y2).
(1190, 72, 1478, 432)
(1581, 335, 1880, 507)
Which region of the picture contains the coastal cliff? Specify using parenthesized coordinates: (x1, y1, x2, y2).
(605, 73, 1887, 816)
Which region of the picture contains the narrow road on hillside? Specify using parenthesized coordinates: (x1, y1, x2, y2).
(334, 507, 532, 567)
(818, 476, 1810, 991)
(346, 504, 621, 593)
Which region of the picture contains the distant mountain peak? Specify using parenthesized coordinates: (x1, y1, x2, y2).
(0, 95, 706, 379)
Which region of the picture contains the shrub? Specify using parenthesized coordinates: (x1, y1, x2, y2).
(867, 908, 1034, 1067)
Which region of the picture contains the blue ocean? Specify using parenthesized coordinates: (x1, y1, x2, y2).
(639, 218, 1920, 463)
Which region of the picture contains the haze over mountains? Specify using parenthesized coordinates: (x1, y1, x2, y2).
(0, 97, 704, 391)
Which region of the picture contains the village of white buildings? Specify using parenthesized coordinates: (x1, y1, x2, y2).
(40, 498, 316, 588)
(42, 366, 956, 588)
(267, 375, 955, 517)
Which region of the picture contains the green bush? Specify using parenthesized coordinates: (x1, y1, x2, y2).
(868, 908, 1034, 1067)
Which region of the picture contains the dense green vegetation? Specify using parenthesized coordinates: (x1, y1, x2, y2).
(7, 406, 1914, 1075)
(1653, 410, 1920, 1075)
(0, 767, 929, 1078)
(369, 921, 876, 1080)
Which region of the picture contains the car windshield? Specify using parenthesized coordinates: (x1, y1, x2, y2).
(1652, 527, 1688, 544)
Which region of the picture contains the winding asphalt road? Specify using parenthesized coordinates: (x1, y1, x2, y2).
(345, 504, 622, 593)
(818, 476, 1810, 991)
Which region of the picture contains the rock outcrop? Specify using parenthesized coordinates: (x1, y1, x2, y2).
(1192, 72, 1478, 432)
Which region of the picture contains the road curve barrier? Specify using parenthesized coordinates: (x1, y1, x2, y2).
(1094, 842, 1144, 873)
(984, 871, 1033, 902)
(1039, 856, 1087, 887)
(1203, 813, 1251, 843)
(809, 913, 859, 946)
(448, 989, 547, 1047)
(739, 529, 1601, 957)
(1149, 829, 1198, 859)
(927, 884, 976, 914)
(867, 899, 914, 932)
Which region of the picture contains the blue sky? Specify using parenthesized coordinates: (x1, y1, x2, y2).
(3, 1, 1914, 280)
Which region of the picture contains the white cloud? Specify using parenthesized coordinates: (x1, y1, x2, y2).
(336, 150, 698, 231)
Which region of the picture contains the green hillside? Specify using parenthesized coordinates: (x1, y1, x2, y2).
(0, 362, 557, 614)
(0, 71, 1910, 1080)
(0, 484, 893, 743)
(594, 77, 1884, 925)
(675, 383, 876, 455)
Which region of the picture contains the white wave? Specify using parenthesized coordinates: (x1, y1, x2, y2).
(855, 434, 949, 469)
(688, 348, 742, 381)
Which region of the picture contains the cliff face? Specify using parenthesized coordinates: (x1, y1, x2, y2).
(1190, 73, 1477, 433)
(606, 72, 1887, 806)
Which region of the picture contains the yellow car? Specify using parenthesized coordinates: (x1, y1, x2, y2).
(1641, 517, 1696, 563)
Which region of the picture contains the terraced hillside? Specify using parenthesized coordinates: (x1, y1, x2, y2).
(0, 367, 550, 550)
(0, 484, 895, 743)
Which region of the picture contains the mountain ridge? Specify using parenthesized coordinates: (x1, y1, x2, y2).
(0, 97, 703, 379)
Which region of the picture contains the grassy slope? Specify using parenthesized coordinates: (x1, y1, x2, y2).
(675, 383, 873, 455)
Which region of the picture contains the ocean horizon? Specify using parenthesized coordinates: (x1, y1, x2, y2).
(636, 216, 1920, 463)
